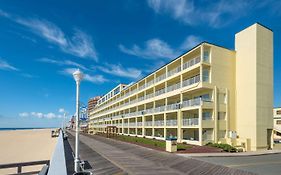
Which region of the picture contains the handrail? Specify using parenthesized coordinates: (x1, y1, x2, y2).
(0, 160, 49, 174)
(47, 130, 67, 175)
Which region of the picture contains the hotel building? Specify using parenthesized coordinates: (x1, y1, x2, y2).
(273, 108, 281, 140)
(88, 23, 273, 151)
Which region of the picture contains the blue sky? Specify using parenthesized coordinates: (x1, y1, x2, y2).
(0, 0, 280, 128)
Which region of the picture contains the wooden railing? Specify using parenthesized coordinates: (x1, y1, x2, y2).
(0, 160, 49, 175)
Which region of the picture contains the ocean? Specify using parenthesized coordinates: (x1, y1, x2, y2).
(0, 127, 55, 131)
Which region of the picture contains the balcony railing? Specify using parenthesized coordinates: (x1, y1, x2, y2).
(167, 66, 181, 77)
(145, 121, 153, 126)
(146, 80, 154, 87)
(166, 119, 177, 126)
(182, 118, 199, 126)
(155, 74, 166, 83)
(167, 82, 181, 92)
(155, 88, 166, 96)
(183, 56, 200, 70)
(146, 93, 154, 99)
(154, 120, 164, 126)
(137, 122, 143, 126)
(182, 98, 201, 108)
(166, 103, 180, 111)
(154, 106, 165, 113)
(182, 74, 200, 87)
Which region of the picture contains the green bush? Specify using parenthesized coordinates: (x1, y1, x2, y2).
(206, 142, 237, 152)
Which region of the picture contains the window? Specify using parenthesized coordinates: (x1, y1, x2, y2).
(201, 94, 210, 101)
(218, 112, 226, 120)
(202, 112, 212, 120)
(276, 120, 281, 125)
(203, 50, 209, 62)
(203, 69, 209, 82)
(277, 110, 281, 115)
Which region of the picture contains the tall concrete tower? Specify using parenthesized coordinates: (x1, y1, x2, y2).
(235, 23, 273, 150)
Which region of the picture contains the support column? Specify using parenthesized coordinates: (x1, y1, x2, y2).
(135, 117, 137, 135)
(214, 86, 218, 143)
(199, 107, 203, 145)
(152, 115, 155, 137)
(177, 110, 182, 142)
(122, 117, 124, 134)
(164, 113, 167, 139)
(142, 115, 145, 136)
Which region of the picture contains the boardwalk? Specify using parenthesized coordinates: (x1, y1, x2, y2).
(66, 131, 256, 175)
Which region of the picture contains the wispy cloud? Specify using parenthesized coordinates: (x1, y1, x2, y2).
(95, 63, 142, 79)
(0, 59, 19, 71)
(119, 39, 177, 59)
(119, 35, 201, 59)
(60, 68, 108, 84)
(38, 57, 88, 70)
(147, 0, 274, 28)
(0, 10, 98, 61)
(19, 111, 64, 119)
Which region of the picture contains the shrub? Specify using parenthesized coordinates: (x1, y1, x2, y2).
(206, 142, 237, 152)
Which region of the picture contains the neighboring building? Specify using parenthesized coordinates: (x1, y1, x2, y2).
(88, 96, 101, 113)
(88, 23, 273, 151)
(273, 108, 281, 140)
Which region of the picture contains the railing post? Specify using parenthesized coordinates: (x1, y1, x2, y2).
(17, 165, 22, 173)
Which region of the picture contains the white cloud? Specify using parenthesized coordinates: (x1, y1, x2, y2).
(119, 35, 202, 59)
(96, 63, 142, 79)
(19, 110, 64, 119)
(60, 68, 108, 84)
(119, 38, 178, 59)
(0, 10, 97, 61)
(38, 57, 88, 70)
(0, 59, 19, 71)
(19, 112, 29, 117)
(59, 108, 65, 113)
(180, 35, 202, 50)
(147, 0, 268, 27)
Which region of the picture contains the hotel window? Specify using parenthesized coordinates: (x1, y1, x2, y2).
(201, 94, 211, 101)
(276, 120, 281, 125)
(203, 69, 209, 82)
(202, 111, 212, 120)
(203, 50, 210, 62)
(277, 110, 281, 115)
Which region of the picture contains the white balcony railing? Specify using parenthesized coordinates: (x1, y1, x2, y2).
(182, 74, 200, 87)
(155, 74, 166, 83)
(166, 119, 177, 126)
(154, 120, 164, 126)
(167, 66, 181, 77)
(166, 103, 180, 111)
(145, 121, 153, 126)
(167, 82, 181, 92)
(154, 106, 165, 113)
(182, 118, 199, 126)
(183, 56, 200, 70)
(155, 88, 166, 96)
(182, 98, 201, 108)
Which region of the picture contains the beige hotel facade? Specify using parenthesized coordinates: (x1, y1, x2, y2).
(88, 23, 274, 151)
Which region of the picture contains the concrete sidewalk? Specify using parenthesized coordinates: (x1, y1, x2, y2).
(68, 131, 256, 175)
(178, 150, 281, 158)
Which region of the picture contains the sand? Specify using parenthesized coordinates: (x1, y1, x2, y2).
(0, 129, 58, 174)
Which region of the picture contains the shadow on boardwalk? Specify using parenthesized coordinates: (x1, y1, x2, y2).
(67, 131, 256, 175)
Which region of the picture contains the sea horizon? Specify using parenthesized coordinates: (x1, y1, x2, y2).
(0, 127, 57, 131)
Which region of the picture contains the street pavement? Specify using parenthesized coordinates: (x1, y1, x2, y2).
(192, 153, 281, 175)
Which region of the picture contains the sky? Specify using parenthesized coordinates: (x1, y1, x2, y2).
(0, 0, 280, 128)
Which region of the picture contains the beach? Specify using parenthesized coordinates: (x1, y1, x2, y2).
(0, 129, 58, 174)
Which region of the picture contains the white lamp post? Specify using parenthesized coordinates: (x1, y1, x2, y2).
(73, 69, 83, 172)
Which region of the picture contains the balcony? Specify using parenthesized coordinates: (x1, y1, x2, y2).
(182, 74, 200, 87)
(137, 122, 143, 126)
(182, 118, 199, 126)
(182, 98, 201, 108)
(166, 119, 177, 126)
(154, 106, 165, 113)
(154, 120, 164, 126)
(155, 74, 166, 83)
(129, 122, 136, 126)
(139, 84, 145, 90)
(145, 121, 153, 126)
(146, 80, 154, 87)
(167, 82, 181, 92)
(183, 56, 200, 70)
(146, 93, 154, 99)
(155, 88, 165, 96)
(166, 103, 180, 111)
(167, 66, 181, 77)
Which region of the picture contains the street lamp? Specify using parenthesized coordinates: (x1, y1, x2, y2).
(73, 69, 83, 172)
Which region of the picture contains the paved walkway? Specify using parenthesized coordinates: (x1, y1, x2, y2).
(67, 131, 255, 175)
(178, 150, 281, 158)
(66, 133, 126, 174)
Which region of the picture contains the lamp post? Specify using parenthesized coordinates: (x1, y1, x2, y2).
(73, 69, 83, 172)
